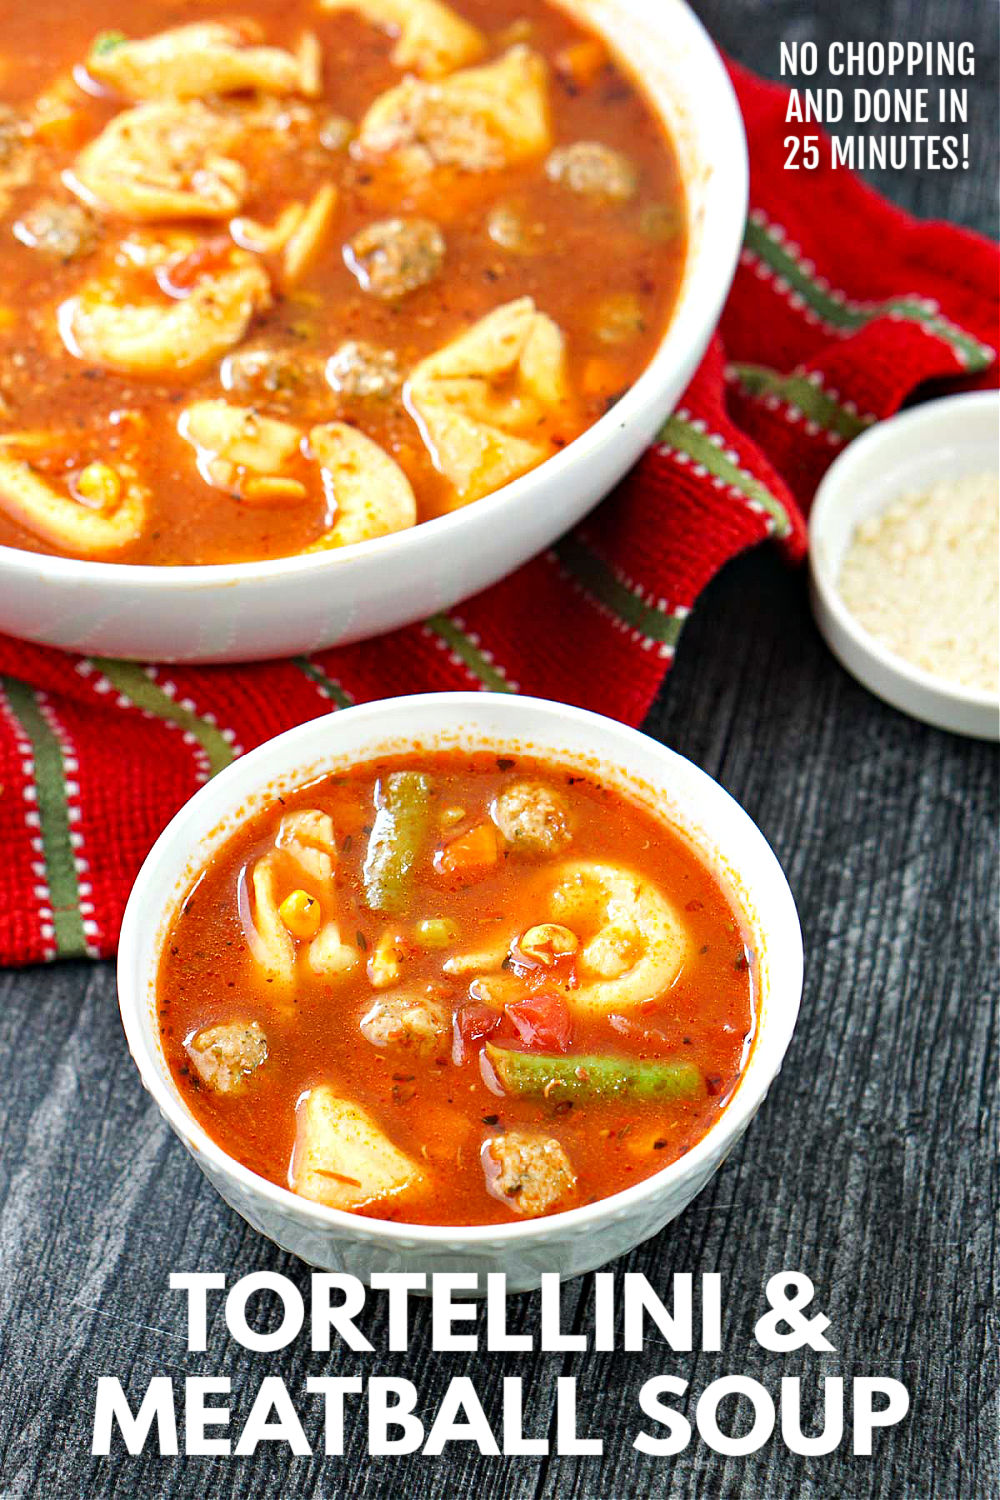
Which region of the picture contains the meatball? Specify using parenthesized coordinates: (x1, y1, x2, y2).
(326, 340, 401, 399)
(492, 780, 572, 857)
(345, 216, 445, 300)
(186, 1020, 268, 1093)
(592, 291, 645, 345)
(360, 988, 451, 1055)
(13, 199, 99, 262)
(486, 202, 545, 255)
(544, 141, 638, 203)
(219, 346, 326, 406)
(482, 1129, 576, 1217)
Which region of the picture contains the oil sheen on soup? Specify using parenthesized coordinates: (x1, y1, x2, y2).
(158, 754, 756, 1226)
(0, 0, 686, 565)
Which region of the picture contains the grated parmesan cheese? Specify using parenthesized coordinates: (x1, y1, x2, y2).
(837, 470, 999, 694)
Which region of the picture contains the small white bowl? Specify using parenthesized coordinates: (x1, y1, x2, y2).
(0, 0, 747, 664)
(118, 693, 803, 1290)
(810, 390, 1000, 741)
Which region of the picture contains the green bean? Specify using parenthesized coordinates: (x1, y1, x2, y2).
(362, 771, 433, 914)
(485, 1044, 704, 1102)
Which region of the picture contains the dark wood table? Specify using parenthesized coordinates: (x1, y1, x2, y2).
(0, 4, 996, 1497)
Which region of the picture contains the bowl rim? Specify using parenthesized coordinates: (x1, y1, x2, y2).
(118, 691, 804, 1247)
(0, 0, 748, 590)
(809, 389, 1000, 718)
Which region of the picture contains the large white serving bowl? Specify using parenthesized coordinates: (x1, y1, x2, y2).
(0, 0, 747, 664)
(118, 693, 803, 1290)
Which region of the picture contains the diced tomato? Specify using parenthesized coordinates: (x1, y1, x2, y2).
(452, 1002, 501, 1064)
(156, 240, 233, 298)
(499, 991, 573, 1053)
(520, 950, 578, 991)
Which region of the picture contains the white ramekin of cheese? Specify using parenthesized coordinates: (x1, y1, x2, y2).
(809, 390, 1000, 741)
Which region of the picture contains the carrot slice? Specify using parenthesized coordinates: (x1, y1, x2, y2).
(555, 39, 608, 89)
(434, 821, 499, 882)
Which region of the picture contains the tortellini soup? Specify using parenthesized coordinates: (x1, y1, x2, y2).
(157, 752, 756, 1225)
(0, 0, 686, 564)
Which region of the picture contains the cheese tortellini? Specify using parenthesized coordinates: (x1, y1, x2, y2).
(357, 44, 551, 174)
(61, 236, 272, 376)
(443, 857, 690, 1018)
(245, 809, 360, 988)
(0, 432, 147, 556)
(544, 860, 691, 1016)
(307, 421, 418, 547)
(178, 401, 417, 546)
(84, 22, 321, 102)
(291, 1087, 425, 1210)
(319, 0, 485, 78)
(179, 400, 306, 502)
(406, 296, 571, 502)
(71, 103, 248, 221)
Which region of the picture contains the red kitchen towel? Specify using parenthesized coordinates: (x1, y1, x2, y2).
(0, 60, 996, 966)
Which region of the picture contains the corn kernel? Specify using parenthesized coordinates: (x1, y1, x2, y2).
(440, 805, 466, 829)
(0, 307, 16, 331)
(242, 475, 308, 505)
(519, 923, 578, 965)
(75, 462, 121, 510)
(278, 888, 322, 940)
(416, 917, 459, 949)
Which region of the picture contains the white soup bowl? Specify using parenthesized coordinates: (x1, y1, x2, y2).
(118, 693, 803, 1290)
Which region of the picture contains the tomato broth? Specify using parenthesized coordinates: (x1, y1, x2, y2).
(157, 752, 756, 1226)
